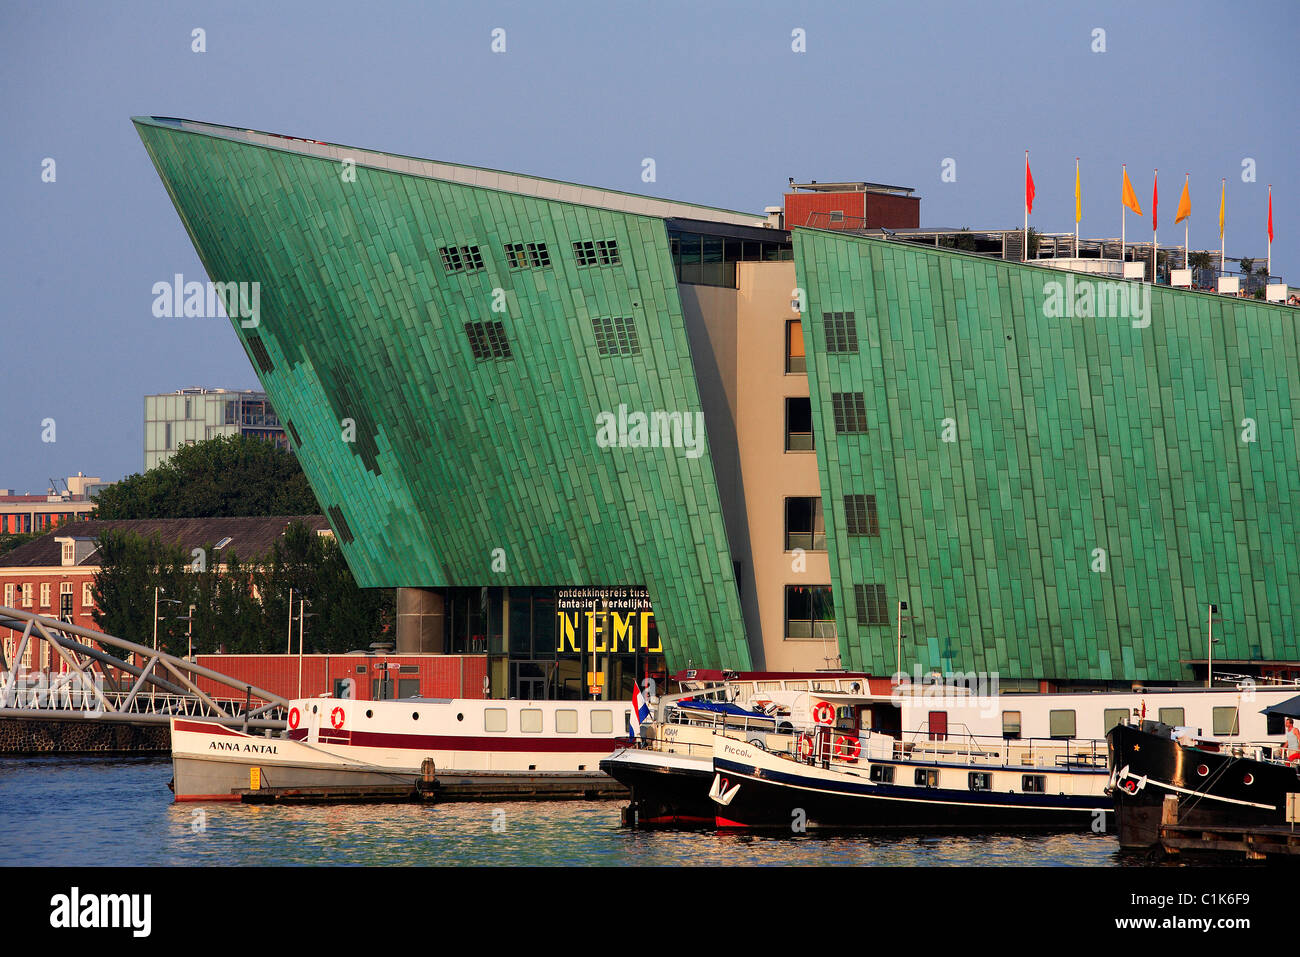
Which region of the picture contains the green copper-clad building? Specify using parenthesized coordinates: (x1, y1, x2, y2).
(135, 116, 1300, 693)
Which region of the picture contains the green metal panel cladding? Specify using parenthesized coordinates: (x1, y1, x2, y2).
(794, 227, 1300, 681)
(133, 117, 750, 671)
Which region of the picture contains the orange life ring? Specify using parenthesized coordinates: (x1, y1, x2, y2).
(330, 706, 345, 730)
(797, 734, 814, 759)
(834, 735, 861, 762)
(288, 707, 300, 730)
(812, 701, 835, 725)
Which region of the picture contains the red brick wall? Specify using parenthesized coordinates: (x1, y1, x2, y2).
(784, 191, 920, 229)
(193, 653, 489, 702)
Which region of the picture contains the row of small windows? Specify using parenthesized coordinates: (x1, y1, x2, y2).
(464, 321, 513, 361)
(574, 239, 621, 267)
(592, 315, 640, 356)
(482, 707, 626, 735)
(440, 245, 485, 273)
(3, 581, 90, 609)
(784, 495, 879, 550)
(784, 393, 870, 445)
(504, 242, 551, 269)
(865, 765, 1049, 795)
(441, 239, 618, 275)
(464, 316, 642, 363)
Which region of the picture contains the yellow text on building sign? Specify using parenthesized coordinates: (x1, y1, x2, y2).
(556, 611, 662, 654)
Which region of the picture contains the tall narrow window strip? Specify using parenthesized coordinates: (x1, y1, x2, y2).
(832, 392, 868, 433)
(854, 583, 887, 625)
(824, 311, 859, 354)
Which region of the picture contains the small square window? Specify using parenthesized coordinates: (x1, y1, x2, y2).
(484, 708, 507, 733)
(1002, 710, 1022, 739)
(464, 321, 512, 361)
(573, 241, 598, 266)
(969, 772, 992, 791)
(504, 242, 528, 268)
(1158, 707, 1185, 728)
(832, 392, 868, 433)
(854, 584, 887, 626)
(596, 239, 620, 265)
(591, 710, 613, 734)
(556, 710, 578, 733)
(824, 311, 858, 353)
(844, 494, 879, 536)
(869, 764, 894, 783)
(914, 768, 938, 788)
(1212, 706, 1240, 736)
(526, 242, 550, 268)
(1022, 774, 1046, 793)
(440, 246, 464, 272)
(1049, 710, 1076, 739)
(592, 316, 641, 356)
(520, 709, 543, 733)
(1103, 708, 1129, 733)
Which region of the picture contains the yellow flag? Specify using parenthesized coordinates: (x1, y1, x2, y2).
(1075, 161, 1082, 224)
(1219, 181, 1225, 238)
(1175, 178, 1191, 224)
(1122, 167, 1143, 216)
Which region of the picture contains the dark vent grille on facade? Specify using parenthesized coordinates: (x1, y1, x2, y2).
(592, 316, 641, 356)
(832, 392, 868, 433)
(245, 335, 275, 374)
(844, 494, 879, 536)
(328, 505, 355, 545)
(825, 311, 859, 353)
(464, 321, 513, 360)
(440, 245, 484, 273)
(855, 583, 887, 625)
(505, 242, 551, 269)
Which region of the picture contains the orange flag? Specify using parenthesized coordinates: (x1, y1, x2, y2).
(1122, 167, 1143, 216)
(1175, 177, 1191, 224)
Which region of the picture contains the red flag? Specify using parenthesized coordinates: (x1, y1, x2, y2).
(1269, 187, 1274, 243)
(1025, 157, 1035, 214)
(1152, 170, 1158, 232)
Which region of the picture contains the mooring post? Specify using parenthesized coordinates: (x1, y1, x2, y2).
(1161, 794, 1179, 829)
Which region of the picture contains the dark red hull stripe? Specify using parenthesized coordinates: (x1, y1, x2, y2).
(184, 720, 623, 753)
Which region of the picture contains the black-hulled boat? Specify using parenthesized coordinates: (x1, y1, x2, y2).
(710, 732, 1108, 831)
(1107, 720, 1300, 848)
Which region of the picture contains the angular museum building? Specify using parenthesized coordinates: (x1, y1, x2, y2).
(134, 116, 1300, 695)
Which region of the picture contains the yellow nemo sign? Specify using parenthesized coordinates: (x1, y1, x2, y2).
(556, 610, 662, 654)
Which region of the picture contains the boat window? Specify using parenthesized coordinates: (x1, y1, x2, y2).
(1002, 711, 1021, 739)
(969, 772, 992, 791)
(591, 710, 613, 734)
(869, 764, 894, 783)
(1158, 707, 1185, 728)
(1048, 710, 1076, 739)
(914, 768, 938, 788)
(520, 709, 543, 733)
(484, 708, 507, 733)
(1212, 706, 1240, 736)
(556, 710, 578, 734)
(1103, 708, 1129, 733)
(1022, 774, 1046, 793)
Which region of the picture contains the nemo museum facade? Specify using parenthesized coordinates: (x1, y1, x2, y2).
(134, 116, 1300, 696)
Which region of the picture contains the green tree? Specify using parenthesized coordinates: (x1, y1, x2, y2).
(92, 435, 320, 519)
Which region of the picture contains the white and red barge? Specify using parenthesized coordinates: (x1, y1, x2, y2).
(171, 696, 636, 801)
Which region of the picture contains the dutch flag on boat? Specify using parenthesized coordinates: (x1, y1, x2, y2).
(629, 682, 651, 741)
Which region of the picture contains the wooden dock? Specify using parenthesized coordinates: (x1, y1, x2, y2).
(235, 773, 627, 805)
(1155, 794, 1300, 861)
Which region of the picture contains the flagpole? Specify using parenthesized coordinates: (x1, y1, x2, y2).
(1075, 157, 1080, 254)
(1221, 178, 1226, 274)
(1268, 184, 1273, 278)
(1121, 164, 1127, 263)
(1024, 150, 1029, 262)
(1184, 173, 1190, 273)
(1153, 168, 1159, 281)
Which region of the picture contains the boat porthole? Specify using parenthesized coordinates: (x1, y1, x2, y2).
(1243, 773, 1254, 785)
(365, 710, 373, 719)
(457, 713, 464, 721)
(1196, 764, 1209, 777)
(311, 705, 318, 714)
(412, 712, 420, 720)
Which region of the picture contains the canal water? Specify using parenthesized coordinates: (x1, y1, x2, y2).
(1, 756, 1129, 866)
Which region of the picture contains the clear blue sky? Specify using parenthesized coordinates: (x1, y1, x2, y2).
(2, 0, 1296, 493)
